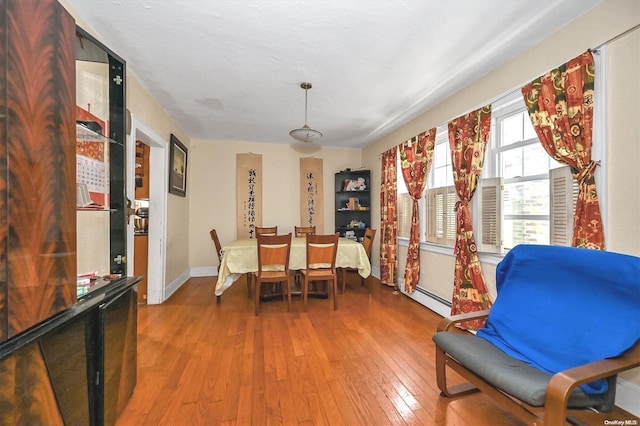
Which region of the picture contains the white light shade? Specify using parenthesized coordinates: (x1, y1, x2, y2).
(290, 82, 322, 143)
(289, 124, 323, 142)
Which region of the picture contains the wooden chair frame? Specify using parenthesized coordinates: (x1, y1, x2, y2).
(253, 233, 292, 315)
(210, 228, 228, 304)
(301, 233, 339, 311)
(340, 228, 375, 293)
(256, 226, 278, 236)
(435, 310, 640, 425)
(294, 226, 316, 237)
(209, 228, 223, 263)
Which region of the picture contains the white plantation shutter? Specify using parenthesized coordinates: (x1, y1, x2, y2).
(426, 188, 442, 243)
(445, 186, 457, 245)
(427, 189, 437, 241)
(427, 186, 456, 245)
(398, 192, 413, 238)
(477, 177, 503, 253)
(550, 166, 577, 246)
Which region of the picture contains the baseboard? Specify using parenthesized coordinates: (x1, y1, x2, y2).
(615, 377, 640, 417)
(164, 269, 190, 301)
(397, 278, 451, 318)
(190, 265, 218, 277)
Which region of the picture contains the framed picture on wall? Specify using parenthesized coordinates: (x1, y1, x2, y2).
(169, 133, 188, 197)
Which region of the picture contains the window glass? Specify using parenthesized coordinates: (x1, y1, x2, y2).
(502, 219, 550, 249)
(523, 144, 551, 176)
(500, 113, 523, 146)
(503, 180, 549, 216)
(501, 148, 523, 178)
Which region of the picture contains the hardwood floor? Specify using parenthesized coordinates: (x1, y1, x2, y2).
(117, 275, 638, 426)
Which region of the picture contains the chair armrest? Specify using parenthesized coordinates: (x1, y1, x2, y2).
(436, 310, 490, 332)
(545, 341, 640, 425)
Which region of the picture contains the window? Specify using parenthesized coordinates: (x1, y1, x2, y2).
(425, 128, 456, 245)
(483, 95, 577, 252)
(396, 93, 581, 254)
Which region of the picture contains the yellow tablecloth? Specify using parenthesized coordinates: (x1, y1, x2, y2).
(215, 237, 371, 296)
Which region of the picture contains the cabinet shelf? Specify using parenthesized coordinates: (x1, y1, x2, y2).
(335, 169, 370, 238)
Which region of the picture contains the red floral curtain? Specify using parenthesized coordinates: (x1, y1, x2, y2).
(448, 105, 493, 330)
(522, 51, 604, 250)
(399, 129, 435, 292)
(380, 147, 398, 287)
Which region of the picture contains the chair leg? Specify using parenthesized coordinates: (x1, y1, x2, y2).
(246, 273, 252, 299)
(286, 277, 292, 312)
(254, 279, 261, 316)
(303, 276, 308, 312)
(332, 277, 338, 311)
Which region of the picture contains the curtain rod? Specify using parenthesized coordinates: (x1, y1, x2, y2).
(378, 23, 640, 159)
(592, 23, 640, 52)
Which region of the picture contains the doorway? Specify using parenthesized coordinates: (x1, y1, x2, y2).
(127, 115, 167, 304)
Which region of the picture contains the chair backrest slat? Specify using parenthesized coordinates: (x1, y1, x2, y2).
(256, 233, 291, 272)
(295, 226, 316, 237)
(256, 226, 278, 236)
(306, 233, 339, 270)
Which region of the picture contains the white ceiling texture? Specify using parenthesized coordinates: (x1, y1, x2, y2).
(64, 0, 601, 148)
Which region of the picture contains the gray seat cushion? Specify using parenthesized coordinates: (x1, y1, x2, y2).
(433, 332, 614, 409)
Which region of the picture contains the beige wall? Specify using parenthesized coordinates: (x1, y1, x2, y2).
(61, 0, 192, 287)
(362, 0, 640, 386)
(127, 77, 191, 285)
(188, 140, 362, 268)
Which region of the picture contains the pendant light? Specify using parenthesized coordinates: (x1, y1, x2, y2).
(289, 82, 323, 142)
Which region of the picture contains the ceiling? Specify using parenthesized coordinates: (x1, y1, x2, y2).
(64, 0, 601, 149)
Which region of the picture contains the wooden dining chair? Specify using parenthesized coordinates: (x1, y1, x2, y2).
(209, 228, 223, 263)
(210, 228, 227, 304)
(255, 226, 278, 236)
(253, 233, 292, 315)
(300, 233, 339, 311)
(294, 226, 316, 237)
(341, 228, 376, 294)
(293, 226, 316, 285)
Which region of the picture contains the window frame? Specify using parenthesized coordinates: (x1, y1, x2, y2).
(395, 48, 607, 262)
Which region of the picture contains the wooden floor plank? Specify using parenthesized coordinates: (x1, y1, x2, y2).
(116, 274, 639, 426)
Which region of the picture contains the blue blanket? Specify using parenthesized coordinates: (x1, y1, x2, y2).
(476, 244, 640, 395)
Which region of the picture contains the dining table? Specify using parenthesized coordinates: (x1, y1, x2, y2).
(215, 237, 371, 297)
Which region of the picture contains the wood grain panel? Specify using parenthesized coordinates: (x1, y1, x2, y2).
(0, 0, 9, 342)
(0, 343, 64, 426)
(5, 0, 76, 337)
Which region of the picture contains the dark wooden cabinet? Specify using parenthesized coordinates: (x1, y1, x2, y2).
(0, 278, 139, 425)
(335, 170, 371, 240)
(0, 1, 137, 425)
(0, 0, 77, 341)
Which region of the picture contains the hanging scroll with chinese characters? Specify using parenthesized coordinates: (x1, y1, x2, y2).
(237, 153, 262, 239)
(300, 157, 324, 233)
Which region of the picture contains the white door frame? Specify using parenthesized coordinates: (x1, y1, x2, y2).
(127, 114, 168, 304)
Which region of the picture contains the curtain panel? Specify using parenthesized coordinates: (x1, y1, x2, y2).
(379, 148, 398, 287)
(448, 105, 493, 330)
(399, 129, 435, 292)
(522, 51, 604, 250)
